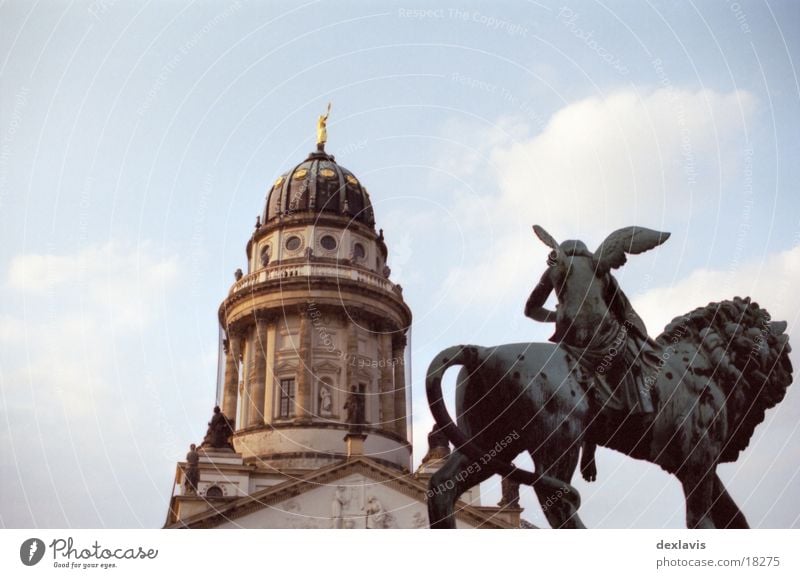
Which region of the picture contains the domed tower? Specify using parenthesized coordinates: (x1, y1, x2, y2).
(217, 124, 412, 473)
(165, 113, 521, 529)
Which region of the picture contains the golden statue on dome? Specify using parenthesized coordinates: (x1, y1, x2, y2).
(316, 102, 331, 151)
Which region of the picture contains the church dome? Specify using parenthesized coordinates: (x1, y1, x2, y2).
(263, 150, 376, 228)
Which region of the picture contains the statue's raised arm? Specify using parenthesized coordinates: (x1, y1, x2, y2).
(524, 225, 561, 323)
(316, 102, 331, 151)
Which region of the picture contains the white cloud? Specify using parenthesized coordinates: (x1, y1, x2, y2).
(7, 242, 178, 330)
(490, 87, 756, 231)
(0, 242, 187, 526)
(0, 242, 179, 417)
(634, 244, 800, 334)
(436, 87, 756, 306)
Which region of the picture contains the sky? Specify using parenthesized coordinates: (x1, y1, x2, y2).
(1, 0, 799, 529)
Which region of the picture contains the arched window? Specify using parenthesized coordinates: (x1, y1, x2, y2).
(205, 485, 223, 498)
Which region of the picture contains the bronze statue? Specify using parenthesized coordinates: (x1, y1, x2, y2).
(498, 476, 520, 509)
(184, 443, 200, 494)
(524, 225, 659, 415)
(426, 225, 792, 529)
(421, 424, 450, 463)
(343, 386, 365, 430)
(201, 406, 235, 450)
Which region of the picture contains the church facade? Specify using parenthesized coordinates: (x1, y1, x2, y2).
(164, 121, 523, 529)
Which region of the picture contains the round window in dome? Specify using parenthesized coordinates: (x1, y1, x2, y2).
(353, 242, 366, 260)
(320, 235, 337, 250)
(285, 236, 302, 251)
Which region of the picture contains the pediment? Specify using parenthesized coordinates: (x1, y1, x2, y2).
(275, 360, 298, 374)
(312, 360, 341, 374)
(172, 457, 514, 529)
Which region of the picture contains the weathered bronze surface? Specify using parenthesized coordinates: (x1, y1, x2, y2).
(183, 444, 199, 494)
(426, 225, 793, 529)
(344, 386, 366, 432)
(201, 406, 235, 451)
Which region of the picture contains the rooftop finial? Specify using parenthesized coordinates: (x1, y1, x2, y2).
(316, 102, 331, 151)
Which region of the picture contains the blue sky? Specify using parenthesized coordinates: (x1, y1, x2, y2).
(1, 0, 799, 528)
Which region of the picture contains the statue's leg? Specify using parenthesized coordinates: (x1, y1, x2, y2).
(709, 473, 749, 528)
(427, 450, 494, 529)
(531, 445, 585, 529)
(677, 468, 716, 528)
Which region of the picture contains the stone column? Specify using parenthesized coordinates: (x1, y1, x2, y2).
(392, 334, 408, 439)
(343, 314, 360, 421)
(263, 321, 276, 421)
(379, 331, 395, 432)
(221, 336, 239, 421)
(239, 337, 250, 428)
(294, 305, 312, 422)
(248, 319, 268, 427)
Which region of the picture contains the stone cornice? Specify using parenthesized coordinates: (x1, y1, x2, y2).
(219, 278, 411, 333)
(232, 421, 412, 448)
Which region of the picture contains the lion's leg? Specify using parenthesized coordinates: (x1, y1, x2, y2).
(531, 444, 585, 529)
(427, 450, 494, 529)
(677, 468, 716, 529)
(709, 473, 749, 528)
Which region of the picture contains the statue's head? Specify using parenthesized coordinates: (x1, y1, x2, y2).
(213, 405, 221, 414)
(533, 225, 670, 347)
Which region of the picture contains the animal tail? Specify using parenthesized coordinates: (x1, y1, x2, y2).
(426, 345, 562, 490)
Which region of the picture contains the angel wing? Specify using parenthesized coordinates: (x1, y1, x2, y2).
(593, 226, 670, 273)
